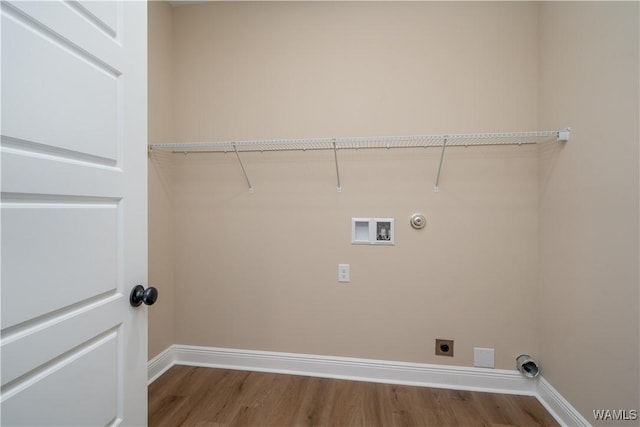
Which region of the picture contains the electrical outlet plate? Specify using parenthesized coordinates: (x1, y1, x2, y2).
(474, 347, 495, 368)
(338, 264, 350, 282)
(435, 339, 454, 357)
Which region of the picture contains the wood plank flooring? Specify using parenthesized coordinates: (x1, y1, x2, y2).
(149, 366, 559, 427)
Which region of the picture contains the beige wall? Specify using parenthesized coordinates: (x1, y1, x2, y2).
(149, 1, 640, 418)
(148, 0, 175, 360)
(538, 2, 639, 424)
(171, 1, 539, 140)
(167, 1, 540, 369)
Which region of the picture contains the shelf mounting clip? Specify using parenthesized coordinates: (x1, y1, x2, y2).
(557, 128, 571, 142)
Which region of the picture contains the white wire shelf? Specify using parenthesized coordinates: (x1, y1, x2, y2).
(148, 130, 567, 153)
(149, 129, 570, 193)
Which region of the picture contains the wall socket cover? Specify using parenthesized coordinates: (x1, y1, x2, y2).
(338, 264, 350, 282)
(474, 347, 495, 368)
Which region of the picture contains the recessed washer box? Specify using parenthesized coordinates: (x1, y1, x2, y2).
(351, 218, 395, 245)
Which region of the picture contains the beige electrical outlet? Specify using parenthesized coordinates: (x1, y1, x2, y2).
(435, 339, 454, 357)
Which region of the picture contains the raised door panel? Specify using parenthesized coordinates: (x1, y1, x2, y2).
(1, 203, 118, 329)
(1, 1, 119, 161)
(1, 332, 119, 426)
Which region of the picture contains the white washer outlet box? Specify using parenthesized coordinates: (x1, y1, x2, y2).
(474, 347, 495, 368)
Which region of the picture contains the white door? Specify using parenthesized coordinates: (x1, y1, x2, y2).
(1, 1, 148, 425)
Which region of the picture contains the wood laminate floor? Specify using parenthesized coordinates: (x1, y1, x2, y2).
(149, 366, 559, 427)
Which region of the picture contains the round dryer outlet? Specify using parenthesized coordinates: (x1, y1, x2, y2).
(410, 213, 426, 229)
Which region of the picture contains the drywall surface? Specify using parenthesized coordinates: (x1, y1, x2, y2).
(148, 0, 176, 360)
(538, 2, 639, 424)
(167, 1, 541, 369)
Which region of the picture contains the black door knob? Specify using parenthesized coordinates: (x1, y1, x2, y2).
(130, 285, 158, 307)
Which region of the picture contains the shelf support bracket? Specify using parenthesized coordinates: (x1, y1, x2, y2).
(332, 140, 342, 192)
(433, 137, 448, 193)
(233, 143, 254, 193)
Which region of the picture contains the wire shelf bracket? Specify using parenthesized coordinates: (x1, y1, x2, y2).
(433, 136, 448, 193)
(233, 143, 254, 193)
(149, 128, 570, 193)
(332, 139, 342, 192)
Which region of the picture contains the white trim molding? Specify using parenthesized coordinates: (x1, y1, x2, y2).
(537, 376, 591, 427)
(148, 345, 536, 394)
(147, 345, 176, 385)
(148, 345, 588, 426)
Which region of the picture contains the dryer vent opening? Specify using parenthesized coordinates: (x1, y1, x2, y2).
(516, 354, 540, 378)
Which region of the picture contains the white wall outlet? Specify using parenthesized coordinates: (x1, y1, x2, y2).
(338, 264, 350, 282)
(474, 347, 495, 368)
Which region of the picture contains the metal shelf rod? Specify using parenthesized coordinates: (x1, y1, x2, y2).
(149, 129, 570, 193)
(149, 129, 569, 153)
(151, 141, 540, 154)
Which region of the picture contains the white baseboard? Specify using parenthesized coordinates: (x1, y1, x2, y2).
(149, 344, 536, 395)
(147, 345, 586, 426)
(147, 345, 175, 385)
(537, 376, 591, 427)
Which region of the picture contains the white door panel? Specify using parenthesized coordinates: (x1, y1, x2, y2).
(2, 331, 119, 426)
(2, 3, 119, 161)
(6, 0, 122, 69)
(1, 203, 118, 328)
(1, 0, 147, 425)
(0, 150, 123, 194)
(1, 296, 121, 385)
